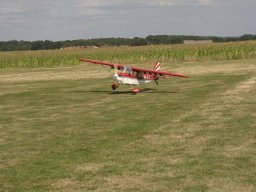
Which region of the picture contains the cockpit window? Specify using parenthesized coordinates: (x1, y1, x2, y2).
(123, 66, 132, 74)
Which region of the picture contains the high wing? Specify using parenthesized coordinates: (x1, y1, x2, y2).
(80, 58, 189, 78)
(80, 58, 124, 70)
(131, 66, 189, 78)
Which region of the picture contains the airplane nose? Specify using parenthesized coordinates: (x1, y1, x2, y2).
(113, 74, 118, 79)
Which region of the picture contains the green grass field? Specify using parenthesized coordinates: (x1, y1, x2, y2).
(1, 49, 256, 191)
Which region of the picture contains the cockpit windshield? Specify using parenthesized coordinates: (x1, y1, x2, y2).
(123, 66, 132, 74)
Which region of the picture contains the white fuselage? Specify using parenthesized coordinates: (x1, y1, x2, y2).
(114, 75, 152, 86)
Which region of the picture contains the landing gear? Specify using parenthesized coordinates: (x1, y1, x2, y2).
(111, 83, 119, 90)
(132, 88, 140, 94)
(111, 83, 140, 94)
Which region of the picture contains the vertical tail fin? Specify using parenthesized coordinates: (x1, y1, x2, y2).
(153, 62, 160, 71)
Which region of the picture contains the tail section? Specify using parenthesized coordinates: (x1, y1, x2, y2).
(153, 62, 160, 71)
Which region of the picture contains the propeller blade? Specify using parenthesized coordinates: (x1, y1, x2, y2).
(113, 64, 119, 79)
(114, 64, 118, 75)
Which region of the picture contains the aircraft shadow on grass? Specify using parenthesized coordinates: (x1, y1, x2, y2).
(73, 88, 178, 95)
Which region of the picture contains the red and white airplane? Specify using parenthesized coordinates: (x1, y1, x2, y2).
(80, 58, 189, 94)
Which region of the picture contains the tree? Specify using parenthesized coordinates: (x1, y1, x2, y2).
(240, 34, 256, 41)
(130, 37, 148, 46)
(31, 41, 45, 50)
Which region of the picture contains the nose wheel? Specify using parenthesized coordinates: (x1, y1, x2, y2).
(111, 83, 119, 90)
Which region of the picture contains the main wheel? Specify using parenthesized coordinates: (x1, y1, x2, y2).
(132, 88, 140, 94)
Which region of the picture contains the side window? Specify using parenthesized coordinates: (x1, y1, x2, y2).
(137, 71, 144, 78)
(123, 66, 132, 74)
(131, 71, 137, 76)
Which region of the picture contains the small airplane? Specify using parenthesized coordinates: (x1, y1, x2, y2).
(80, 58, 189, 94)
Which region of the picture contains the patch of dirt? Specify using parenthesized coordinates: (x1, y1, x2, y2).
(223, 138, 256, 158)
(207, 179, 254, 192)
(106, 174, 157, 191)
(75, 163, 106, 173)
(223, 77, 256, 101)
(52, 178, 79, 189)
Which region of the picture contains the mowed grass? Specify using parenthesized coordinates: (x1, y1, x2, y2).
(1, 59, 256, 191)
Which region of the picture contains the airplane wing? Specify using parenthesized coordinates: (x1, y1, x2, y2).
(131, 66, 189, 78)
(80, 58, 189, 78)
(80, 58, 124, 70)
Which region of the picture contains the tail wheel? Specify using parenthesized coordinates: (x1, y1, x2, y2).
(111, 84, 119, 90)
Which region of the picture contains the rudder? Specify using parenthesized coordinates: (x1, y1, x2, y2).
(153, 62, 160, 71)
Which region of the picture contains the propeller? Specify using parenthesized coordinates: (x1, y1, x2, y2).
(113, 64, 119, 78)
(112, 64, 119, 90)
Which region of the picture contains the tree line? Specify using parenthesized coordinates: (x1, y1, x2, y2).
(1, 34, 256, 51)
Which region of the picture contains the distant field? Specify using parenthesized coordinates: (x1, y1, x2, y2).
(1, 41, 256, 68)
(0, 52, 256, 191)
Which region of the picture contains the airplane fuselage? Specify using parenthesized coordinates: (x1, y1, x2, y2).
(114, 73, 154, 86)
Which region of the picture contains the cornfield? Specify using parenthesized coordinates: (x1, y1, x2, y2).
(0, 41, 256, 68)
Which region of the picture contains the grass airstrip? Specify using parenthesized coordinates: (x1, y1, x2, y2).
(1, 43, 256, 191)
